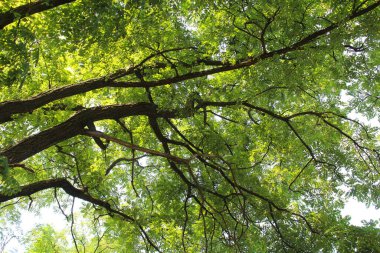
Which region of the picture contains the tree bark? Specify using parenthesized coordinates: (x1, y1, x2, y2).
(1, 103, 178, 164)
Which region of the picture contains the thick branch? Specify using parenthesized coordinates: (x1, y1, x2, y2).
(0, 103, 179, 164)
(0, 178, 133, 219)
(0, 0, 76, 30)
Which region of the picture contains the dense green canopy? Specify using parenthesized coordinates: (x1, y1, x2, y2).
(0, 0, 379, 252)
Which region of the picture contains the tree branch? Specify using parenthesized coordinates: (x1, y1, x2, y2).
(0, 103, 180, 164)
(0, 178, 123, 217)
(83, 130, 189, 164)
(0, 0, 76, 30)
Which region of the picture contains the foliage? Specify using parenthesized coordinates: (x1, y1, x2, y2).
(0, 0, 379, 252)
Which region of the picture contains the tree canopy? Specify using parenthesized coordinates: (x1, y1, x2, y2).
(0, 0, 379, 252)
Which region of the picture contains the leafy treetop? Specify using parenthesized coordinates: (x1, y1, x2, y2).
(0, 0, 379, 252)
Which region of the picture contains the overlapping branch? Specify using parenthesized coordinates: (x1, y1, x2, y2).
(0, 178, 122, 216)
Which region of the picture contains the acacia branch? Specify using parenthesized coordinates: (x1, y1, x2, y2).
(0, 0, 76, 30)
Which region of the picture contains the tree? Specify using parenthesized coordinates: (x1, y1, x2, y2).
(0, 0, 379, 252)
(24, 224, 68, 253)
